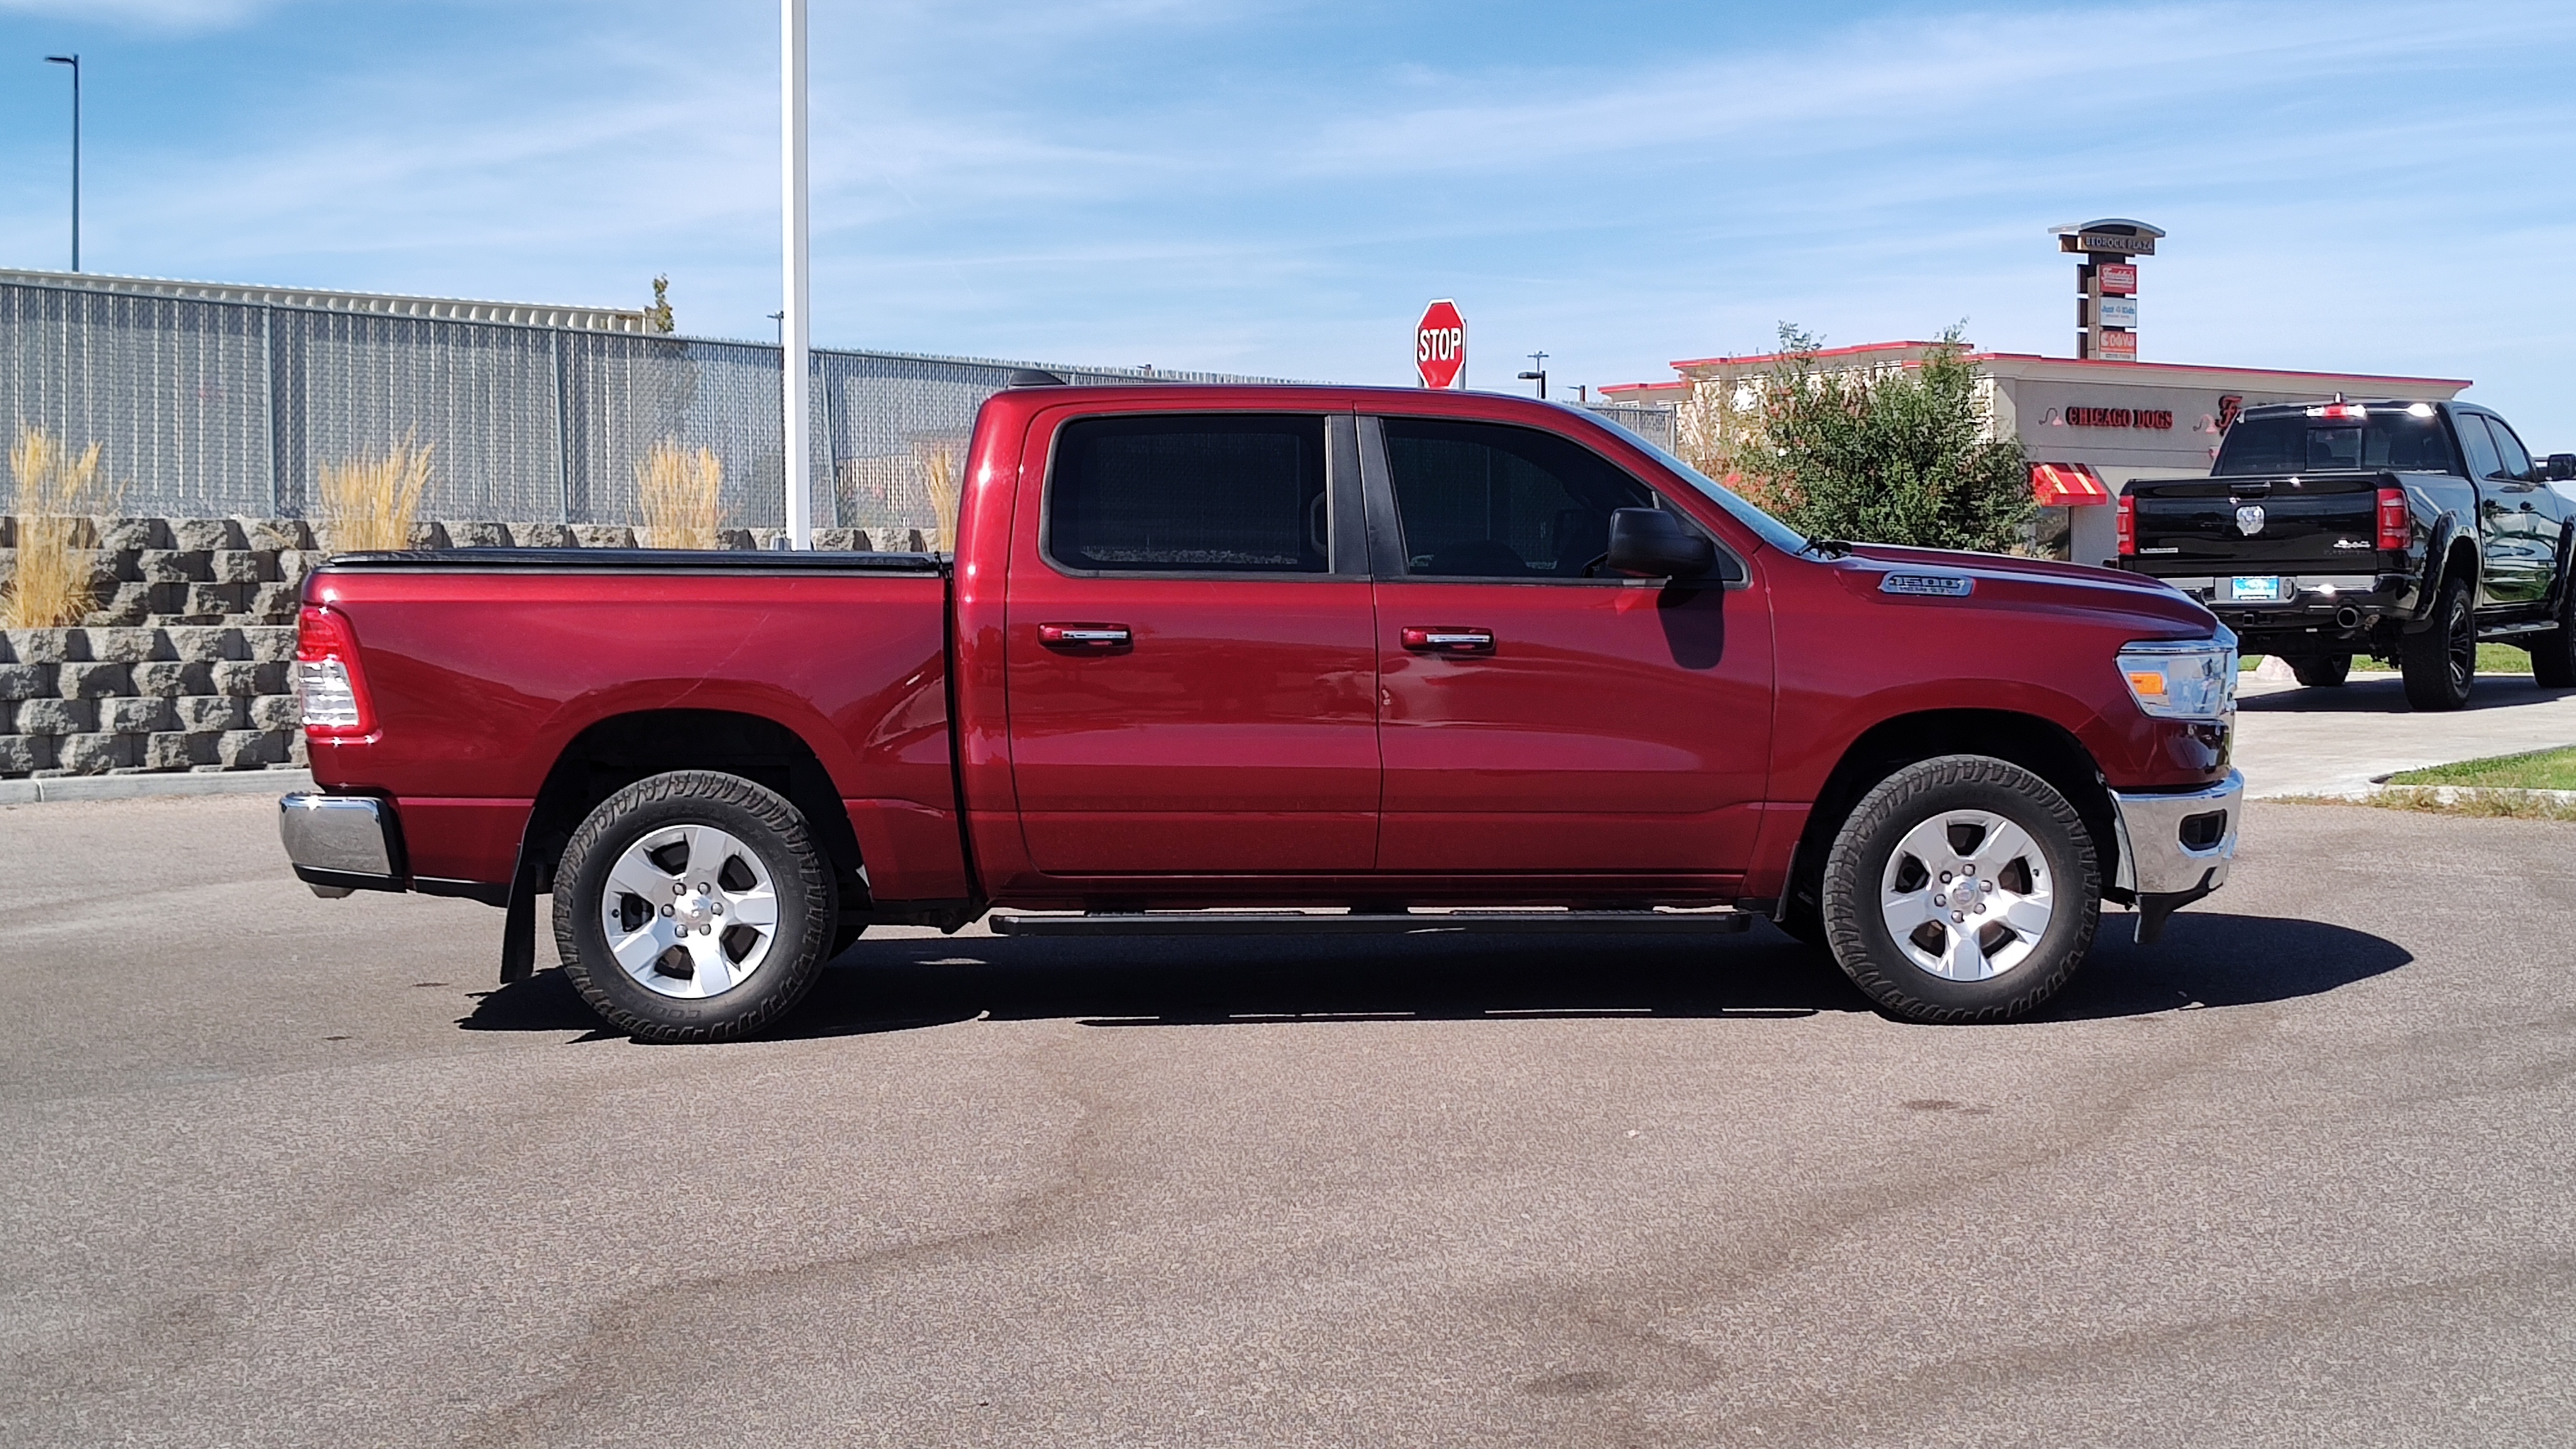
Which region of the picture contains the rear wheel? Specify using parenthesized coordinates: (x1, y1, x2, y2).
(553, 770, 835, 1043)
(2291, 654, 2351, 688)
(2531, 584, 2576, 689)
(2401, 577, 2476, 711)
(1819, 755, 2099, 1024)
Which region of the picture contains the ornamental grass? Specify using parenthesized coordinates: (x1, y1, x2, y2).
(4, 425, 118, 628)
(636, 439, 724, 549)
(318, 434, 433, 553)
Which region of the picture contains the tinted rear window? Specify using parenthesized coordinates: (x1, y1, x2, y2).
(1046, 414, 1330, 573)
(2214, 412, 2457, 475)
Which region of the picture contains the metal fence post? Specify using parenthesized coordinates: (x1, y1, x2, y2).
(551, 330, 571, 525)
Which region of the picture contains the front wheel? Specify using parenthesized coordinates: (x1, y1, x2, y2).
(1819, 756, 2100, 1024)
(2401, 577, 2476, 711)
(2292, 654, 2351, 688)
(2530, 583, 2576, 689)
(552, 771, 836, 1043)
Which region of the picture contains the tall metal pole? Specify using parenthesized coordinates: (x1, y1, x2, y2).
(779, 1, 813, 549)
(45, 55, 79, 272)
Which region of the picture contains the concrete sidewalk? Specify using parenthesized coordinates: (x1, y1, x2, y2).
(2234, 672, 2576, 797)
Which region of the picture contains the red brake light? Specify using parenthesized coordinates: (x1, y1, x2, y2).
(2375, 487, 2409, 551)
(2115, 493, 2136, 556)
(2308, 402, 2369, 421)
(296, 604, 377, 741)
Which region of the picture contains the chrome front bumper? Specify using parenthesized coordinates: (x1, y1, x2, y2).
(279, 792, 404, 897)
(2109, 769, 2243, 942)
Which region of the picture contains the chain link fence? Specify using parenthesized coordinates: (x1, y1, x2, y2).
(0, 276, 1287, 541)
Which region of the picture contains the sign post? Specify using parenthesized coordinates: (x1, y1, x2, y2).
(1415, 300, 1466, 389)
(2050, 219, 2163, 362)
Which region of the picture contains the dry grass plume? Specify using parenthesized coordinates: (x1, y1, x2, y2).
(918, 443, 960, 553)
(636, 440, 724, 549)
(5, 426, 118, 628)
(318, 434, 433, 553)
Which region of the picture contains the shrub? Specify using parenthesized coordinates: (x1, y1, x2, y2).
(1739, 325, 2032, 553)
(636, 439, 723, 549)
(918, 443, 960, 553)
(4, 426, 118, 628)
(318, 434, 433, 553)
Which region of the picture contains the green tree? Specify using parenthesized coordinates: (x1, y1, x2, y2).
(1741, 324, 2031, 553)
(645, 274, 676, 334)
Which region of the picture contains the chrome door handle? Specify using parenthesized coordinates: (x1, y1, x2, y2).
(1038, 623, 1131, 648)
(1401, 626, 1494, 653)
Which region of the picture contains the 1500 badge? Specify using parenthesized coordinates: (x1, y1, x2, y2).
(1880, 573, 1975, 597)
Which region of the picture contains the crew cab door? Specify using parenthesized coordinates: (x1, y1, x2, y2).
(1002, 409, 1379, 876)
(1360, 413, 1774, 880)
(2463, 411, 2560, 608)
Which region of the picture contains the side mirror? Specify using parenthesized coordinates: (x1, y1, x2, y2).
(1606, 507, 1719, 580)
(2548, 453, 2576, 483)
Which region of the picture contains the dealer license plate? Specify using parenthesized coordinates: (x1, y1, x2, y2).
(2230, 575, 2284, 602)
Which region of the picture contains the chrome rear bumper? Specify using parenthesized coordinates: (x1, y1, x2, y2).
(279, 792, 404, 897)
(2110, 769, 2243, 943)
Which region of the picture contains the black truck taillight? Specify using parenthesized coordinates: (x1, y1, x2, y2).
(2115, 493, 2136, 556)
(2375, 487, 2409, 551)
(296, 604, 377, 740)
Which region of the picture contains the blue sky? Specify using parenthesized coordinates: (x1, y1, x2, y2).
(3, 1, 2573, 440)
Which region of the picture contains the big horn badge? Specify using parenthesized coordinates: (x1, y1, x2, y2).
(2236, 504, 2266, 536)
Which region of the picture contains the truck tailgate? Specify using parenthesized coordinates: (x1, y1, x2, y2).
(2128, 472, 2384, 570)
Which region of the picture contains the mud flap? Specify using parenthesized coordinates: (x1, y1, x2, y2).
(498, 849, 542, 983)
(2133, 870, 2219, 945)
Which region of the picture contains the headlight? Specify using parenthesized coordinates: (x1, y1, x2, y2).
(2118, 634, 2237, 721)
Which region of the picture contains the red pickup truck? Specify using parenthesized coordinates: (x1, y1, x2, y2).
(279, 380, 2242, 1042)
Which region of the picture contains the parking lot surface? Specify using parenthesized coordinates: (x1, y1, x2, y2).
(5, 793, 2573, 1448)
(2236, 673, 2576, 796)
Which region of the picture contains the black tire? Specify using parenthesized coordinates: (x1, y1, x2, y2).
(552, 770, 835, 1043)
(2291, 654, 2351, 688)
(2401, 575, 2477, 711)
(2531, 584, 2576, 689)
(1819, 755, 2100, 1024)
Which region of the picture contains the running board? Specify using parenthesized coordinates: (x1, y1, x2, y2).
(989, 910, 1752, 937)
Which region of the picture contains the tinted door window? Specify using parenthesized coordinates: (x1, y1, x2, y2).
(1048, 414, 1329, 574)
(2482, 416, 2536, 482)
(1382, 418, 1656, 579)
(2457, 413, 2506, 482)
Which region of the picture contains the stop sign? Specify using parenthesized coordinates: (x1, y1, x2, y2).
(1414, 299, 1466, 389)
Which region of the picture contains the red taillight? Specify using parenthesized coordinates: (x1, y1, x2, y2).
(296, 604, 377, 741)
(2375, 487, 2409, 551)
(2115, 493, 2136, 556)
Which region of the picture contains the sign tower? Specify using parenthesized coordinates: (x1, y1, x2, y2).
(2050, 219, 2163, 362)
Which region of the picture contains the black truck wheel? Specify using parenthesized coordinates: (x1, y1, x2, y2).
(2401, 577, 2477, 711)
(2291, 655, 2351, 688)
(1818, 755, 2099, 1024)
(552, 770, 835, 1043)
(2531, 585, 2576, 689)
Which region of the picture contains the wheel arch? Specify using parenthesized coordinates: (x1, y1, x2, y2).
(1782, 709, 2121, 921)
(517, 708, 868, 909)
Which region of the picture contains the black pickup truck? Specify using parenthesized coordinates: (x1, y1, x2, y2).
(2114, 399, 2576, 709)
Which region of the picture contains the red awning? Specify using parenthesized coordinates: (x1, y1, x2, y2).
(2031, 461, 2111, 506)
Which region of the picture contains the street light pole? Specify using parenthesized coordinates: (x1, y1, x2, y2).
(779, 0, 813, 550)
(45, 55, 79, 273)
(1516, 350, 1549, 401)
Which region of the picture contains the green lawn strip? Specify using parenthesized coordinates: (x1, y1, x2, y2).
(2270, 790, 2576, 822)
(2385, 745, 2576, 790)
(2243, 644, 2526, 674)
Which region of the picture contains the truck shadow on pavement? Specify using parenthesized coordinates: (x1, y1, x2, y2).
(458, 911, 2409, 1041)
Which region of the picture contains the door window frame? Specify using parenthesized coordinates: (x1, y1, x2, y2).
(1356, 413, 1748, 588)
(1035, 408, 1369, 582)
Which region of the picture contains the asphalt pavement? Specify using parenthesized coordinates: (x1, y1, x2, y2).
(4, 793, 2573, 1447)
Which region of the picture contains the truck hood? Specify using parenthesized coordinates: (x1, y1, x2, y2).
(1833, 543, 2219, 638)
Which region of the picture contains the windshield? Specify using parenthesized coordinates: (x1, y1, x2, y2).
(2214, 410, 2458, 475)
(1585, 413, 1811, 553)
